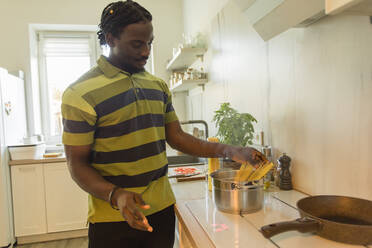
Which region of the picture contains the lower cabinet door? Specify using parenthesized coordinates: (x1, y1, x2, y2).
(43, 162, 88, 232)
(11, 164, 47, 236)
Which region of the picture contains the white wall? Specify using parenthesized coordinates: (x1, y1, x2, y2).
(0, 0, 184, 135)
(183, 0, 229, 36)
(182, 0, 372, 200)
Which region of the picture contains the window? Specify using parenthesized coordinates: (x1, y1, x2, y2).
(37, 31, 154, 143)
(38, 32, 99, 142)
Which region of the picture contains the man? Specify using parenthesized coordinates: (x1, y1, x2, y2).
(62, 1, 267, 247)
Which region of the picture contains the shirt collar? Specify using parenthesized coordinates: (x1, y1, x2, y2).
(97, 55, 129, 78)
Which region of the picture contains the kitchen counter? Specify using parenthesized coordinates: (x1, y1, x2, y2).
(171, 179, 371, 248)
(8, 154, 67, 165)
(8, 147, 184, 166)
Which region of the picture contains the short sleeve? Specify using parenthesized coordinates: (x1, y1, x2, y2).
(61, 88, 97, 146)
(163, 82, 178, 124)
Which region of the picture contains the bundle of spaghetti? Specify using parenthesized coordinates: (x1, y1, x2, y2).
(235, 161, 274, 182)
(247, 162, 274, 181)
(234, 163, 254, 182)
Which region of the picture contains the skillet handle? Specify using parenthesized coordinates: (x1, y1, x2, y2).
(261, 217, 321, 238)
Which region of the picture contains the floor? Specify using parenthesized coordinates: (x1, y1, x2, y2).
(16, 237, 180, 248)
(17, 237, 88, 248)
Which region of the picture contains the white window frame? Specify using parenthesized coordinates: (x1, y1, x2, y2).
(37, 31, 101, 144)
(35, 30, 154, 144)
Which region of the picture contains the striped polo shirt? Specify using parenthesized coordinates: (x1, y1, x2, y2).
(62, 55, 178, 223)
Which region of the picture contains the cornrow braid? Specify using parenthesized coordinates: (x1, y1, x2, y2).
(97, 0, 152, 45)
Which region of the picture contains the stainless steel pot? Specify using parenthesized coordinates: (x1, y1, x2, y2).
(210, 169, 263, 214)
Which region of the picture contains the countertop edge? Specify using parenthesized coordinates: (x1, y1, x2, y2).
(175, 200, 215, 248)
(9, 157, 67, 165)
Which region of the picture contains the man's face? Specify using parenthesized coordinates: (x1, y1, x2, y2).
(108, 21, 154, 72)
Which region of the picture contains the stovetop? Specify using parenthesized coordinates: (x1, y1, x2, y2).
(185, 195, 277, 248)
(184, 191, 368, 248)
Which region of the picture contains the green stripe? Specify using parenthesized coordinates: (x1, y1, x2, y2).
(70, 67, 103, 87)
(83, 78, 133, 107)
(62, 88, 96, 116)
(132, 78, 163, 90)
(132, 71, 165, 86)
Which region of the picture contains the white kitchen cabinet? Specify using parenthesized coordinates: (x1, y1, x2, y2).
(11, 164, 47, 236)
(233, 0, 325, 41)
(43, 162, 88, 233)
(10, 161, 88, 238)
(326, 0, 372, 15)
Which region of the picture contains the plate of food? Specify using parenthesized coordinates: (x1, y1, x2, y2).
(168, 166, 202, 178)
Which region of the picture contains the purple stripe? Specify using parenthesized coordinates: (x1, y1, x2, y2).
(103, 164, 168, 188)
(93, 140, 166, 164)
(165, 103, 174, 113)
(95, 114, 164, 138)
(63, 119, 95, 133)
(94, 88, 167, 117)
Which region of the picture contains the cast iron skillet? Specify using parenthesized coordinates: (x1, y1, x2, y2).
(261, 195, 372, 245)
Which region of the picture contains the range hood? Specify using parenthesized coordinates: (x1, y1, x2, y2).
(233, 0, 326, 41)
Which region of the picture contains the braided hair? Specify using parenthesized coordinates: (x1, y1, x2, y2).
(97, 0, 152, 46)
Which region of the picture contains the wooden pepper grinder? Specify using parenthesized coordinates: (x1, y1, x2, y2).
(278, 153, 293, 190)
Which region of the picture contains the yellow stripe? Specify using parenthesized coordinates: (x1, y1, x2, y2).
(63, 131, 94, 146)
(92, 152, 168, 176)
(165, 112, 178, 124)
(61, 104, 96, 123)
(98, 100, 164, 126)
(94, 126, 165, 151)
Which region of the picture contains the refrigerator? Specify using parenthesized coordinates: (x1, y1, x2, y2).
(0, 67, 27, 247)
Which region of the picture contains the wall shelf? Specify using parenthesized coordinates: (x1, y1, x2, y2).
(170, 79, 208, 93)
(166, 47, 207, 71)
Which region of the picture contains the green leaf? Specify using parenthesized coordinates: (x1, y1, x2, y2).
(212, 102, 257, 146)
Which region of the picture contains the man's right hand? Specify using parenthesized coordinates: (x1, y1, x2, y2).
(112, 188, 153, 232)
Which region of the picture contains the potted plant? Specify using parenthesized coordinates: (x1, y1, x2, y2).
(212, 102, 257, 169)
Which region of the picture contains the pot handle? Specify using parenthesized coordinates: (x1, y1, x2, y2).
(261, 217, 321, 238)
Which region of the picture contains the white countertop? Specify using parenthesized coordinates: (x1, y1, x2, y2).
(171, 179, 370, 248)
(8, 147, 183, 166)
